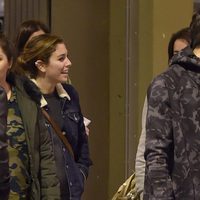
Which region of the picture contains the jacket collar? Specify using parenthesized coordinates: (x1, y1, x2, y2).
(170, 46, 200, 73)
(30, 79, 71, 107)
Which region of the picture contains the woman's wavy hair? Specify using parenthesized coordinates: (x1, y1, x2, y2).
(15, 34, 65, 78)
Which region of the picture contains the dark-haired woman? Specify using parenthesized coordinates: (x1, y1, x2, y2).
(15, 19, 49, 56)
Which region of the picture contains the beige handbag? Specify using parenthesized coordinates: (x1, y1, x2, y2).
(112, 173, 140, 200)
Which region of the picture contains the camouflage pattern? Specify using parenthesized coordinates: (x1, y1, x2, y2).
(144, 47, 200, 200)
(6, 73, 60, 199)
(0, 87, 10, 200)
(7, 87, 30, 199)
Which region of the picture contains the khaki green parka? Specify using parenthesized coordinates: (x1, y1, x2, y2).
(7, 73, 60, 200)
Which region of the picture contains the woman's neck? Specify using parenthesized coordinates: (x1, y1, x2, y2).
(35, 77, 56, 94)
(0, 81, 12, 100)
(193, 47, 200, 58)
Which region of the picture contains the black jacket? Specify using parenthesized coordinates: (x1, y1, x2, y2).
(0, 87, 9, 200)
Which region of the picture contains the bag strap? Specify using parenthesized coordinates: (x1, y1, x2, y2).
(41, 108, 75, 159)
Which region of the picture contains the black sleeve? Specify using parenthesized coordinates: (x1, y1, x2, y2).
(63, 84, 92, 178)
(144, 77, 174, 199)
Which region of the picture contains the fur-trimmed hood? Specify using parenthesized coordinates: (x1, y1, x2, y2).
(7, 72, 42, 105)
(6, 72, 71, 107)
(30, 79, 70, 107)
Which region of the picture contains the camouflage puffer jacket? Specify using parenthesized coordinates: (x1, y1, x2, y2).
(0, 87, 9, 200)
(144, 47, 200, 200)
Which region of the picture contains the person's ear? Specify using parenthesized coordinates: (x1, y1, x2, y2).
(35, 60, 46, 73)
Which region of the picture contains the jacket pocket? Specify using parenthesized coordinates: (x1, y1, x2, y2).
(67, 112, 81, 123)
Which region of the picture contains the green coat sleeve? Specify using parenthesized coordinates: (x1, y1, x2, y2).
(38, 109, 60, 200)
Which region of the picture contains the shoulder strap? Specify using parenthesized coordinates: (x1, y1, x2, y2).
(41, 108, 75, 159)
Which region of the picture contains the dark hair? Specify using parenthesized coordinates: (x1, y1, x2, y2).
(16, 34, 65, 78)
(168, 27, 191, 60)
(190, 10, 200, 49)
(15, 20, 50, 55)
(0, 33, 15, 64)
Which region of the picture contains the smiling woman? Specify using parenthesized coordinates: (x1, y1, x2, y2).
(33, 42, 71, 93)
(14, 33, 92, 200)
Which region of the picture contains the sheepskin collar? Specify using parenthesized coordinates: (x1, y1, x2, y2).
(30, 79, 71, 107)
(6, 73, 71, 107)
